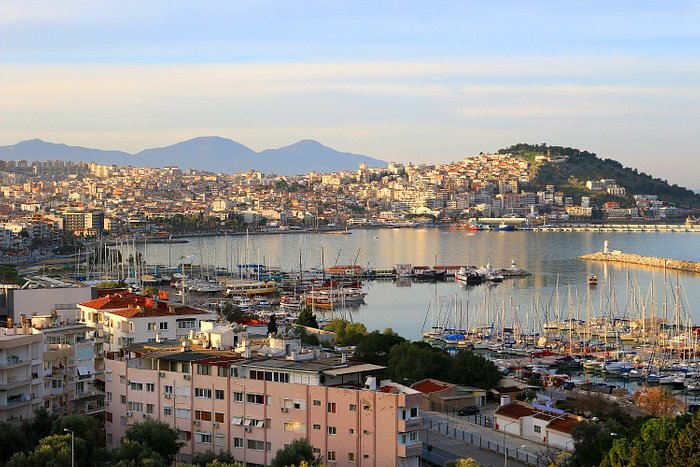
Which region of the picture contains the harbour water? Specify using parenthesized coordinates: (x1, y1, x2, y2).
(128, 228, 700, 341)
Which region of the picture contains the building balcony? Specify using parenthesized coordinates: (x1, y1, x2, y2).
(397, 442, 421, 458)
(0, 378, 33, 390)
(0, 358, 29, 369)
(398, 417, 423, 432)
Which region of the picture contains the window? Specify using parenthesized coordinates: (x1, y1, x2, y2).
(120, 416, 126, 426)
(197, 365, 211, 375)
(217, 367, 228, 377)
(164, 385, 173, 394)
(164, 406, 173, 416)
(214, 434, 224, 446)
(147, 322, 156, 331)
(177, 319, 196, 329)
(194, 432, 212, 444)
(181, 363, 190, 374)
(176, 408, 191, 419)
(215, 389, 225, 400)
(247, 393, 265, 404)
(348, 453, 355, 463)
(233, 391, 243, 402)
(313, 448, 321, 454)
(349, 404, 357, 411)
(195, 410, 212, 421)
(247, 439, 265, 451)
(120, 375, 126, 384)
(159, 322, 168, 330)
(327, 451, 336, 461)
(313, 424, 321, 430)
(105, 412, 113, 423)
(175, 385, 189, 397)
(146, 383, 155, 392)
(147, 404, 155, 414)
(195, 387, 212, 398)
(534, 425, 542, 434)
(129, 381, 143, 391)
(169, 362, 178, 372)
(363, 404, 370, 411)
(106, 392, 112, 401)
(349, 428, 355, 435)
(120, 395, 126, 404)
(233, 437, 243, 448)
(313, 399, 321, 406)
(410, 407, 419, 418)
(327, 402, 336, 413)
(215, 412, 224, 423)
(328, 426, 336, 435)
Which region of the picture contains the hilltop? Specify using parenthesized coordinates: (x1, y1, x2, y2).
(500, 143, 700, 209)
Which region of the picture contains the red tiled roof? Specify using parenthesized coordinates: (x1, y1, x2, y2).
(108, 306, 209, 318)
(412, 379, 453, 394)
(494, 401, 536, 420)
(547, 415, 583, 434)
(80, 293, 209, 318)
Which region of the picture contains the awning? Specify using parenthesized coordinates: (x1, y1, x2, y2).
(77, 364, 94, 376)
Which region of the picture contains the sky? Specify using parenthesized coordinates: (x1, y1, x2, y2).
(1, 0, 699, 187)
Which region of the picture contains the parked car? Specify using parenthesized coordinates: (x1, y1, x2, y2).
(457, 406, 480, 416)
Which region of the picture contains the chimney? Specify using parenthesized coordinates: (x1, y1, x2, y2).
(500, 395, 511, 406)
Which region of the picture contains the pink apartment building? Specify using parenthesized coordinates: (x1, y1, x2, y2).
(105, 341, 422, 467)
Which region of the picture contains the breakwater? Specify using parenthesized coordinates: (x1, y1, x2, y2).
(579, 251, 700, 273)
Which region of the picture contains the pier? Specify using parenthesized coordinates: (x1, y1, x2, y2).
(579, 251, 700, 274)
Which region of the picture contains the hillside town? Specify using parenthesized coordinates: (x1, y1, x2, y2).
(0, 152, 687, 253)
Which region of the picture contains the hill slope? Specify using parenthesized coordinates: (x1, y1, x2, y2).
(500, 143, 700, 208)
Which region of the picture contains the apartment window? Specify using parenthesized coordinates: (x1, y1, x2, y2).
(195, 410, 212, 421)
(175, 385, 189, 397)
(194, 432, 212, 444)
(175, 408, 191, 419)
(119, 375, 126, 384)
(267, 442, 272, 452)
(106, 392, 112, 401)
(313, 424, 321, 430)
(409, 407, 419, 418)
(349, 404, 357, 411)
(120, 395, 126, 404)
(159, 322, 168, 330)
(327, 402, 336, 413)
(313, 448, 321, 454)
(217, 366, 228, 377)
(233, 391, 243, 402)
(246, 393, 265, 404)
(197, 365, 211, 376)
(105, 412, 113, 423)
(348, 453, 355, 463)
(327, 451, 336, 461)
(247, 439, 265, 451)
(164, 406, 173, 416)
(215, 412, 224, 423)
(233, 438, 244, 448)
(147, 404, 155, 414)
(313, 399, 321, 406)
(147, 322, 156, 331)
(169, 362, 178, 372)
(328, 426, 336, 435)
(181, 363, 190, 374)
(363, 404, 370, 411)
(177, 319, 196, 329)
(164, 385, 173, 394)
(534, 425, 542, 434)
(120, 416, 126, 426)
(215, 389, 225, 400)
(214, 434, 224, 446)
(127, 402, 143, 411)
(146, 383, 155, 392)
(362, 429, 369, 435)
(195, 387, 212, 398)
(363, 454, 369, 459)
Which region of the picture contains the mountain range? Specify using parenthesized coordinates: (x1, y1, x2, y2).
(0, 137, 386, 175)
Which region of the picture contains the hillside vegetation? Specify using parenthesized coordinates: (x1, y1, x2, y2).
(499, 143, 700, 208)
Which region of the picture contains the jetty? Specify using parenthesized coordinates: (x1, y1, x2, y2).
(579, 242, 700, 273)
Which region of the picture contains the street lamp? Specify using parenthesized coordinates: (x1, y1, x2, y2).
(64, 428, 74, 467)
(500, 420, 521, 467)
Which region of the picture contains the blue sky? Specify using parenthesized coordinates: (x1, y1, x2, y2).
(1, 1, 699, 186)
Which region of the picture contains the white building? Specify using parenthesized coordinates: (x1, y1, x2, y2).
(0, 323, 44, 421)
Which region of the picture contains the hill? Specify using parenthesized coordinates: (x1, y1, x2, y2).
(499, 143, 700, 209)
(0, 137, 386, 175)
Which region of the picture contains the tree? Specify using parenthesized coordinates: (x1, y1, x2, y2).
(631, 386, 685, 417)
(445, 459, 480, 467)
(7, 434, 88, 467)
(295, 307, 319, 328)
(324, 319, 367, 345)
(0, 421, 27, 463)
(668, 412, 700, 466)
(145, 285, 159, 297)
(188, 450, 242, 467)
(353, 330, 405, 366)
(112, 439, 167, 467)
(267, 314, 279, 335)
(21, 407, 58, 450)
(387, 341, 451, 384)
(602, 417, 678, 467)
(450, 350, 501, 389)
(122, 419, 183, 465)
(570, 420, 622, 467)
(52, 413, 102, 457)
(218, 302, 244, 323)
(270, 438, 317, 467)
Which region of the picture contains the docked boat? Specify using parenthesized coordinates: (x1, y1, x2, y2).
(495, 222, 516, 232)
(588, 274, 598, 286)
(225, 280, 278, 296)
(455, 267, 482, 285)
(305, 288, 367, 308)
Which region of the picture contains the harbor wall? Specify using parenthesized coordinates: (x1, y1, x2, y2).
(579, 251, 700, 273)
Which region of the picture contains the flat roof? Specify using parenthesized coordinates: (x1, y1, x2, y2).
(322, 363, 386, 376)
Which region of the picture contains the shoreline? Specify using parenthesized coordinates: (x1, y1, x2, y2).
(579, 251, 700, 274)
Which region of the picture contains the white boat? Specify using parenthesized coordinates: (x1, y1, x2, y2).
(225, 280, 278, 296)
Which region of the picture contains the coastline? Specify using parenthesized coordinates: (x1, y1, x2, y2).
(579, 251, 700, 274)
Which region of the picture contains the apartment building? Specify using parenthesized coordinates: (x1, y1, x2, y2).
(105, 339, 422, 467)
(0, 323, 44, 421)
(79, 293, 216, 353)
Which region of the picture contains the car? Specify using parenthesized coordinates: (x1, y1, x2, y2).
(457, 406, 480, 416)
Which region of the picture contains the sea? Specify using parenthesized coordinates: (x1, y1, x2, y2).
(128, 228, 700, 342)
